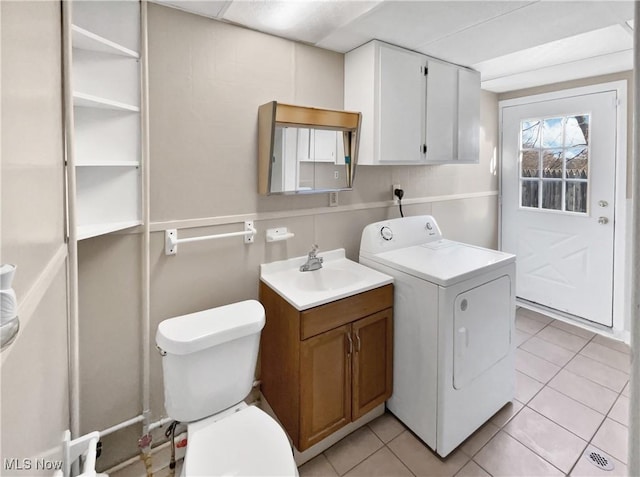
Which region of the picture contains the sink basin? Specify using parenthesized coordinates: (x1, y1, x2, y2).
(260, 249, 393, 310)
(294, 267, 361, 292)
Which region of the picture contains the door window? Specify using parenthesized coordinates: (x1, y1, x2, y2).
(520, 115, 590, 213)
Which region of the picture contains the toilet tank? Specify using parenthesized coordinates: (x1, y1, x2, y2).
(156, 300, 265, 423)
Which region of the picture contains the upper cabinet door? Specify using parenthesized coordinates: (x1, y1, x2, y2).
(425, 60, 457, 163)
(457, 68, 481, 163)
(378, 44, 427, 164)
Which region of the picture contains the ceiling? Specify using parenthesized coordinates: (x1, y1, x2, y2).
(153, 0, 635, 93)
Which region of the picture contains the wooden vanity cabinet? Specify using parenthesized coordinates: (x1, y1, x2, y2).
(260, 282, 393, 451)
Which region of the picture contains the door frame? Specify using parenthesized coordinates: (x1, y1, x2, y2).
(498, 80, 628, 339)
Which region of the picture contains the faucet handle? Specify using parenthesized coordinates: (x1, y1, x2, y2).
(310, 244, 319, 255)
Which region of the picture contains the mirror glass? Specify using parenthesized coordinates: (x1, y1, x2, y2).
(270, 126, 353, 194)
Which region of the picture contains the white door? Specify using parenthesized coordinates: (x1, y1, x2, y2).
(501, 91, 617, 327)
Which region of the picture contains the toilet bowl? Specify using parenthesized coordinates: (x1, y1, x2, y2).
(156, 300, 298, 476)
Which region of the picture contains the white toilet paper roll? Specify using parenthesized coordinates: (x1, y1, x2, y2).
(0, 289, 17, 324)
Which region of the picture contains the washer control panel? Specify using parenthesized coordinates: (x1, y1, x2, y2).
(360, 215, 443, 255)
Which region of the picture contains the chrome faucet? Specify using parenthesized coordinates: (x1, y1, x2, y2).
(300, 244, 323, 272)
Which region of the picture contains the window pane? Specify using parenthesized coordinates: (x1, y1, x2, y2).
(542, 117, 564, 148)
(565, 146, 588, 179)
(566, 181, 588, 213)
(541, 180, 562, 210)
(521, 180, 539, 208)
(521, 120, 540, 148)
(542, 149, 563, 178)
(565, 115, 589, 147)
(521, 150, 539, 177)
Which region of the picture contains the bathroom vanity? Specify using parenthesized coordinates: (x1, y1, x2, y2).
(259, 250, 394, 451)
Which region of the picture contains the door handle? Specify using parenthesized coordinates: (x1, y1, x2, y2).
(598, 200, 609, 208)
(355, 331, 361, 353)
(598, 217, 609, 225)
(346, 332, 353, 356)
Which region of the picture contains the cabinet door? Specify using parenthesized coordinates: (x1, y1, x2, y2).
(378, 44, 427, 164)
(300, 324, 352, 450)
(425, 60, 458, 163)
(352, 309, 393, 420)
(457, 68, 480, 163)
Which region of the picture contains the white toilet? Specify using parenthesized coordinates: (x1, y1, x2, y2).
(156, 300, 298, 476)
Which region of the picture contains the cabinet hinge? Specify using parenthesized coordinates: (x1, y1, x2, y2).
(423, 67, 428, 76)
(421, 144, 427, 154)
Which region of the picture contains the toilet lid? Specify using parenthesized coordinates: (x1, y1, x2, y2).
(185, 406, 298, 476)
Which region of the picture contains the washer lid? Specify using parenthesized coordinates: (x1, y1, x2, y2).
(368, 240, 515, 286)
(185, 406, 297, 476)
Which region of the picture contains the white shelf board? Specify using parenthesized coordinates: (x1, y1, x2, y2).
(73, 92, 139, 112)
(72, 25, 139, 58)
(75, 161, 140, 167)
(77, 220, 142, 240)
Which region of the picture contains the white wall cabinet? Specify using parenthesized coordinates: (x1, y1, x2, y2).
(345, 40, 480, 165)
(66, 1, 143, 240)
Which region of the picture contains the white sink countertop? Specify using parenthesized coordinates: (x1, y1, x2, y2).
(260, 248, 393, 311)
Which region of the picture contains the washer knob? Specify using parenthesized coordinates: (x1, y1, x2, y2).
(426, 222, 433, 231)
(380, 226, 393, 241)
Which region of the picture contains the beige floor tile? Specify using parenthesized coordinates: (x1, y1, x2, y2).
(548, 320, 596, 340)
(570, 446, 628, 477)
(515, 314, 548, 335)
(515, 329, 533, 347)
(537, 326, 589, 352)
(504, 407, 587, 473)
(367, 412, 405, 444)
(455, 461, 491, 477)
(520, 336, 576, 367)
(579, 342, 630, 373)
(343, 447, 413, 477)
(491, 400, 524, 427)
(608, 395, 629, 427)
(565, 354, 629, 393)
(548, 369, 618, 414)
(516, 349, 561, 383)
(298, 454, 339, 477)
(475, 431, 564, 476)
(528, 386, 605, 441)
(324, 426, 383, 475)
(591, 334, 630, 355)
(515, 370, 544, 403)
(388, 430, 469, 476)
(591, 418, 628, 464)
(460, 422, 499, 457)
(518, 308, 554, 324)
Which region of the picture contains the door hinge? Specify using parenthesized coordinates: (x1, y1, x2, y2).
(423, 66, 428, 76)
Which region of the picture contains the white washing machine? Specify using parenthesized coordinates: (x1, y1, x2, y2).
(359, 215, 516, 457)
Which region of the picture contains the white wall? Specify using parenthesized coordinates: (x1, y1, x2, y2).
(75, 4, 500, 470)
(1, 1, 69, 474)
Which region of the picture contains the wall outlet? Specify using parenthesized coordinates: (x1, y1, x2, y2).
(334, 171, 339, 179)
(329, 191, 339, 207)
(392, 184, 401, 203)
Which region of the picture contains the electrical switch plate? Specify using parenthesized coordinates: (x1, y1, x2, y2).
(392, 184, 401, 203)
(329, 191, 338, 207)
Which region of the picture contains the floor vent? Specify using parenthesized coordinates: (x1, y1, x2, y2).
(584, 448, 615, 471)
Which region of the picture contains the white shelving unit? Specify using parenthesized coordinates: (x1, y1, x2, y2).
(67, 1, 142, 240)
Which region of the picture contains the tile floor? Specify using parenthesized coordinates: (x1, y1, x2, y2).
(298, 308, 631, 477)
